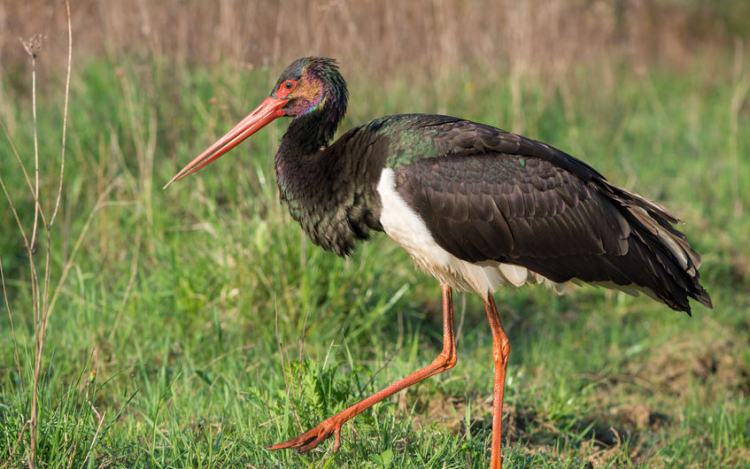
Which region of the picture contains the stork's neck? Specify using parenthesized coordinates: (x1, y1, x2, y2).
(275, 112, 332, 197)
(279, 109, 335, 156)
(275, 109, 338, 207)
(274, 109, 380, 257)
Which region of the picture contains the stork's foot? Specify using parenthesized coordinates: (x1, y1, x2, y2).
(266, 416, 345, 453)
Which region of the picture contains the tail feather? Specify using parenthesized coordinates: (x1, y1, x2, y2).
(605, 182, 712, 313)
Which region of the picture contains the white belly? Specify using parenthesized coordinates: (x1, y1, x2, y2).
(376, 168, 557, 296)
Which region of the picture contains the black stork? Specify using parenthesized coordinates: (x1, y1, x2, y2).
(165, 57, 712, 468)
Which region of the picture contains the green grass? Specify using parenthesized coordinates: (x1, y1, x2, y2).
(1, 55, 749, 468)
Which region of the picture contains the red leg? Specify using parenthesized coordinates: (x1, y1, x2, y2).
(484, 293, 510, 469)
(267, 284, 457, 453)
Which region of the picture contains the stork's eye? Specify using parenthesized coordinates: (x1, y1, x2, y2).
(277, 80, 298, 98)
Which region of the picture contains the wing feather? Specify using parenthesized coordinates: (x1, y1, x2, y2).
(386, 117, 710, 312)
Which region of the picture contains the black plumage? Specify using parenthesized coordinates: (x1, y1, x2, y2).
(386, 116, 711, 313)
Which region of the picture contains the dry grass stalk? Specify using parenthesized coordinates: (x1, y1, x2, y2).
(0, 2, 72, 468)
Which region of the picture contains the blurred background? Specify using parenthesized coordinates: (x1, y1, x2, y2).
(1, 1, 749, 468)
(3, 1, 748, 175)
(2, 0, 748, 87)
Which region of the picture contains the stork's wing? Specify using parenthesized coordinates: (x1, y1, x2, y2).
(395, 153, 629, 264)
(389, 119, 711, 313)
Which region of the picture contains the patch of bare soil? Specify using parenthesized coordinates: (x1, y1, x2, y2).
(401, 390, 666, 466)
(624, 329, 750, 400)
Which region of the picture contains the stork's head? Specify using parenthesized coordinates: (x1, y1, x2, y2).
(164, 57, 348, 188)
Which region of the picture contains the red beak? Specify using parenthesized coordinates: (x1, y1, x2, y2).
(164, 96, 287, 188)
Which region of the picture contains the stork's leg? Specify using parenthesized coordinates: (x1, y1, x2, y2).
(484, 294, 510, 469)
(267, 284, 457, 453)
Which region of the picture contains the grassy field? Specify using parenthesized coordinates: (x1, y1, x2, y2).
(1, 49, 749, 469)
